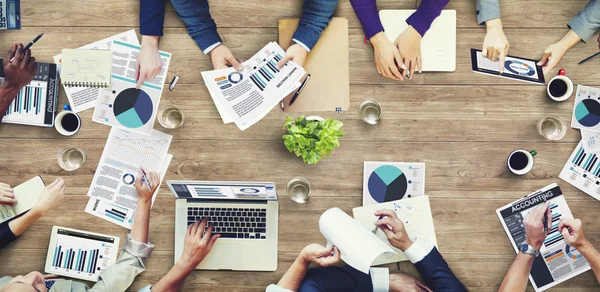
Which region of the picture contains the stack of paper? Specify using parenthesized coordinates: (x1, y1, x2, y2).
(202, 42, 304, 130)
(84, 127, 173, 229)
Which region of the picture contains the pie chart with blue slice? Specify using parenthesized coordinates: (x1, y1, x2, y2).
(575, 99, 600, 127)
(368, 165, 408, 203)
(113, 88, 153, 128)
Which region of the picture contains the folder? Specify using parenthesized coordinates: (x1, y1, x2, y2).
(278, 17, 350, 112)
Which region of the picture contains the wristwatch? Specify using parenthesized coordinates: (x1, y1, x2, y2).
(521, 242, 540, 257)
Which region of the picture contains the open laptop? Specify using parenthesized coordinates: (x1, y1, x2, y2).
(379, 10, 456, 72)
(168, 180, 278, 271)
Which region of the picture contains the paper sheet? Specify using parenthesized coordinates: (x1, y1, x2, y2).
(0, 176, 45, 223)
(353, 196, 437, 263)
(201, 42, 305, 130)
(363, 162, 426, 206)
(92, 40, 171, 135)
(581, 129, 600, 153)
(53, 29, 139, 113)
(559, 140, 600, 200)
(571, 85, 600, 132)
(319, 208, 397, 274)
(85, 128, 172, 229)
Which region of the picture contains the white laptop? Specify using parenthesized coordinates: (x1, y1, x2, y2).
(168, 181, 278, 271)
(380, 10, 456, 72)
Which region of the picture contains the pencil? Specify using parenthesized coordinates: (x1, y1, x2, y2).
(578, 51, 600, 65)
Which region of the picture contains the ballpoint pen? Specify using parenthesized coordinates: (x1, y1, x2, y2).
(141, 169, 152, 190)
(372, 215, 384, 234)
(578, 51, 600, 65)
(10, 33, 44, 62)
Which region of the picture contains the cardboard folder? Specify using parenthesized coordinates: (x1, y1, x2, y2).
(278, 17, 350, 112)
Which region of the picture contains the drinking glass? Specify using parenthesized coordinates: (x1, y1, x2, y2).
(358, 99, 382, 125)
(158, 105, 185, 129)
(537, 116, 567, 140)
(286, 177, 311, 203)
(57, 147, 86, 171)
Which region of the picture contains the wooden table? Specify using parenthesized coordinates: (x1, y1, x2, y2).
(1, 0, 600, 291)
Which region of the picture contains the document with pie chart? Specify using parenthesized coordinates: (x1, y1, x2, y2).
(93, 40, 171, 135)
(363, 161, 425, 206)
(571, 85, 600, 132)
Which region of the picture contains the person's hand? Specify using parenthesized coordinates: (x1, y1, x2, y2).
(370, 32, 404, 81)
(209, 44, 243, 71)
(395, 26, 422, 79)
(3, 43, 36, 91)
(276, 44, 308, 69)
(482, 19, 509, 73)
(559, 218, 590, 249)
(31, 178, 65, 216)
(300, 244, 340, 266)
(389, 273, 432, 292)
(524, 201, 551, 250)
(136, 36, 163, 89)
(0, 183, 16, 205)
(374, 209, 413, 251)
(5, 272, 56, 292)
(135, 168, 160, 202)
(177, 217, 220, 271)
(537, 42, 569, 75)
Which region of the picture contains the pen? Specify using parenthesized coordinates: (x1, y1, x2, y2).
(578, 51, 600, 65)
(372, 215, 384, 234)
(289, 74, 311, 107)
(10, 33, 44, 62)
(141, 169, 152, 190)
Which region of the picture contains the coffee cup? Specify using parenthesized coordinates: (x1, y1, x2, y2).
(547, 68, 573, 102)
(55, 107, 81, 136)
(508, 149, 537, 175)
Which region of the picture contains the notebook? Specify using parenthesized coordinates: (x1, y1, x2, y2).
(60, 49, 112, 87)
(0, 176, 45, 223)
(278, 17, 350, 112)
(379, 10, 456, 72)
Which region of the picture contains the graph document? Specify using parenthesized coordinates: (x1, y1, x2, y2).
(560, 140, 600, 200)
(496, 184, 590, 291)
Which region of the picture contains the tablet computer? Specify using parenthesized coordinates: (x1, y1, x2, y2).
(471, 48, 545, 84)
(45, 226, 120, 282)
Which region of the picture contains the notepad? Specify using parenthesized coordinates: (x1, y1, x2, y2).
(60, 49, 112, 87)
(0, 176, 45, 223)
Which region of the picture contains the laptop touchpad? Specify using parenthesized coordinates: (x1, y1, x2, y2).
(210, 242, 241, 269)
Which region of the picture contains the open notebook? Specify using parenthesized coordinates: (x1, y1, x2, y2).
(60, 49, 112, 87)
(0, 176, 45, 223)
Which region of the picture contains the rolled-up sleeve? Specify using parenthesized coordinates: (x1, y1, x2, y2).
(568, 0, 600, 43)
(476, 0, 501, 25)
(88, 234, 154, 292)
(0, 220, 17, 250)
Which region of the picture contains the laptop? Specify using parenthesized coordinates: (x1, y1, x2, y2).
(379, 10, 456, 72)
(168, 180, 278, 271)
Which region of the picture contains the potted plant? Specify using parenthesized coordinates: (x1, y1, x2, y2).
(282, 116, 345, 164)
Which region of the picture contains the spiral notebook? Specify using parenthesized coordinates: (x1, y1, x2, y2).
(60, 49, 112, 87)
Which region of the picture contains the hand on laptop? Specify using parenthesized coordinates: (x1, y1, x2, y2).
(210, 44, 243, 71)
(482, 19, 509, 73)
(300, 244, 340, 266)
(394, 26, 422, 79)
(560, 219, 589, 249)
(137, 36, 163, 89)
(374, 209, 413, 251)
(523, 201, 551, 250)
(135, 168, 160, 202)
(0, 183, 16, 205)
(178, 218, 220, 271)
(370, 32, 404, 81)
(31, 178, 65, 216)
(276, 44, 308, 69)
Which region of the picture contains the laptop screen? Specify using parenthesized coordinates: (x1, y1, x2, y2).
(168, 181, 278, 201)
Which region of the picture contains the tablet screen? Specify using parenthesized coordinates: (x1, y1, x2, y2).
(46, 227, 119, 282)
(471, 49, 544, 84)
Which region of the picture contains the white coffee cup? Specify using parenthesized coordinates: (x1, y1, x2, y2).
(547, 68, 573, 102)
(54, 110, 81, 136)
(508, 149, 537, 175)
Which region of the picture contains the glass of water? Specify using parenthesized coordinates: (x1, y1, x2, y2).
(286, 177, 311, 203)
(158, 105, 185, 129)
(358, 99, 382, 124)
(537, 116, 567, 140)
(57, 148, 86, 171)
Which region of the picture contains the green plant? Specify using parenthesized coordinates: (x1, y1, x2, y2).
(283, 116, 345, 164)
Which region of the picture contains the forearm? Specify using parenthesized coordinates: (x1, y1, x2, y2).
(350, 0, 383, 40)
(476, 0, 501, 25)
(130, 199, 151, 243)
(140, 0, 166, 36)
(579, 242, 600, 284)
(8, 209, 42, 237)
(499, 253, 535, 292)
(558, 29, 583, 50)
(276, 255, 310, 291)
(0, 83, 20, 120)
(406, 0, 450, 37)
(293, 0, 338, 50)
(151, 261, 194, 292)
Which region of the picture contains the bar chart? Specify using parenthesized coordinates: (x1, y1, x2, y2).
(2, 81, 47, 124)
(543, 203, 563, 248)
(560, 141, 600, 200)
(249, 53, 283, 91)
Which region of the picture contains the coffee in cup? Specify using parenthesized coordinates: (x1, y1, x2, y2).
(55, 110, 81, 136)
(508, 149, 537, 175)
(547, 68, 573, 102)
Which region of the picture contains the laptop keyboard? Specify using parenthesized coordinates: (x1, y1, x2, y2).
(187, 207, 267, 239)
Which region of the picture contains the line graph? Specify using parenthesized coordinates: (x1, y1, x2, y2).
(105, 128, 172, 170)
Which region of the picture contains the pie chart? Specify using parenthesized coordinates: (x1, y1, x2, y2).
(368, 165, 408, 203)
(504, 60, 535, 76)
(575, 99, 600, 127)
(113, 88, 153, 128)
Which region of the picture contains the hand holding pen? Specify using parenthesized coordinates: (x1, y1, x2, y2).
(373, 209, 413, 251)
(135, 167, 159, 202)
(10, 33, 43, 63)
